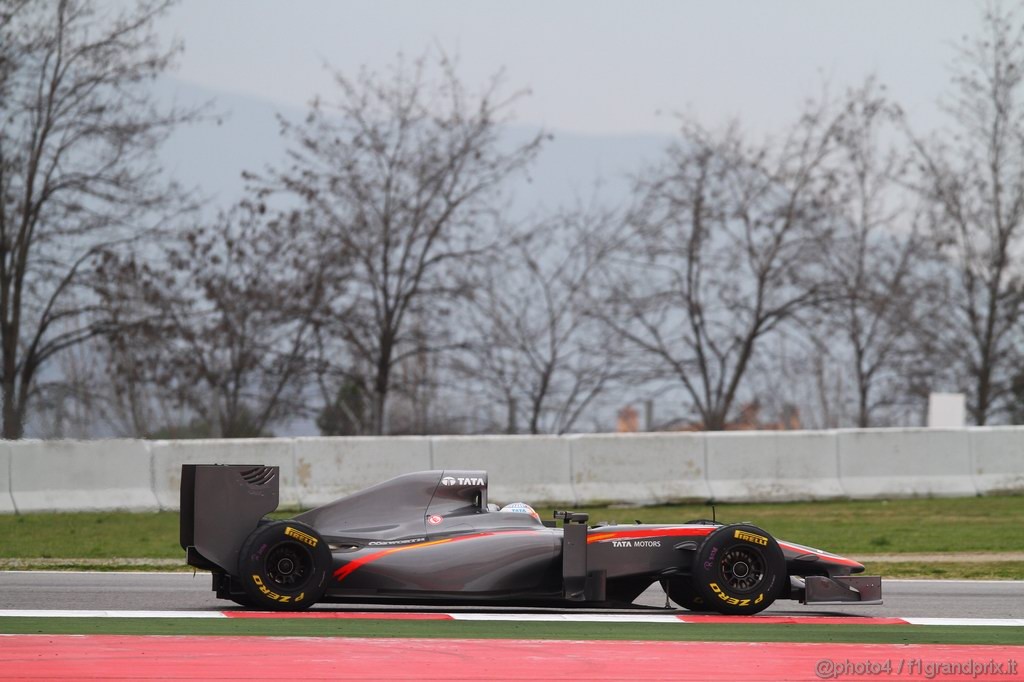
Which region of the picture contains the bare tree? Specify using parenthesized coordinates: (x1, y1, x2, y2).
(253, 52, 544, 434)
(316, 375, 368, 436)
(911, 2, 1024, 424)
(600, 110, 838, 431)
(0, 3, 28, 90)
(455, 207, 621, 434)
(107, 204, 331, 437)
(29, 335, 94, 437)
(814, 80, 934, 427)
(735, 327, 827, 430)
(0, 0, 195, 438)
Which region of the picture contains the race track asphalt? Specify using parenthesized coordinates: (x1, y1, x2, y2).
(0, 571, 1019, 618)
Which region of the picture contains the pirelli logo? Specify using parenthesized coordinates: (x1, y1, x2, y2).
(252, 575, 305, 604)
(734, 529, 768, 546)
(285, 526, 318, 548)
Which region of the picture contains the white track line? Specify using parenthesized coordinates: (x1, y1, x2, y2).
(903, 617, 1024, 627)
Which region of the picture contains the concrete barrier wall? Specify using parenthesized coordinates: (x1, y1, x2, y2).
(836, 428, 975, 498)
(568, 433, 710, 504)
(294, 436, 432, 508)
(1, 427, 1022, 512)
(8, 439, 158, 512)
(430, 436, 574, 504)
(705, 431, 844, 502)
(968, 427, 1024, 495)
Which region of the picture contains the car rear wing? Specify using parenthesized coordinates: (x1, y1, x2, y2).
(180, 464, 280, 574)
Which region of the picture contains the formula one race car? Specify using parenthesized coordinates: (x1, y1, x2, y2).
(180, 465, 882, 614)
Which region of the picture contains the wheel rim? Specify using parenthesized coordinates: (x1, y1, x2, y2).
(718, 545, 766, 592)
(265, 543, 312, 589)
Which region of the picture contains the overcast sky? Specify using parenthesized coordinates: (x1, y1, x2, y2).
(156, 0, 984, 138)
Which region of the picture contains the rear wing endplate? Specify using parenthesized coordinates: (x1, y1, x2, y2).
(180, 464, 280, 574)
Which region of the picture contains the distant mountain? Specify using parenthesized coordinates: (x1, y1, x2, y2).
(155, 78, 674, 219)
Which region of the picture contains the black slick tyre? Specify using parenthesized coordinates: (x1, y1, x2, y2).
(237, 520, 331, 611)
(666, 578, 711, 611)
(690, 523, 785, 615)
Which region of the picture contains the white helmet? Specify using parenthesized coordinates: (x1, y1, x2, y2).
(500, 502, 540, 521)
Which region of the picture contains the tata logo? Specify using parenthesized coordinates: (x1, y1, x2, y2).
(441, 476, 484, 486)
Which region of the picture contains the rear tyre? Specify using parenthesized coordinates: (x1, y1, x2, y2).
(212, 572, 257, 608)
(229, 595, 255, 608)
(237, 520, 331, 611)
(690, 523, 785, 615)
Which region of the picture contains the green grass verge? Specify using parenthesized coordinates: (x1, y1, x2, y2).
(1, 496, 1021, 578)
(1, 617, 1022, 645)
(0, 561, 185, 571)
(534, 495, 1024, 556)
(0, 511, 182, 559)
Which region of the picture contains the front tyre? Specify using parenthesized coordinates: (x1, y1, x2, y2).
(666, 578, 710, 611)
(237, 520, 331, 611)
(690, 523, 785, 615)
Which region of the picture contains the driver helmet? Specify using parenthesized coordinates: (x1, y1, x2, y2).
(500, 502, 540, 521)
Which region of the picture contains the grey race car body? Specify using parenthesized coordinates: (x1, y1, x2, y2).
(180, 464, 881, 614)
